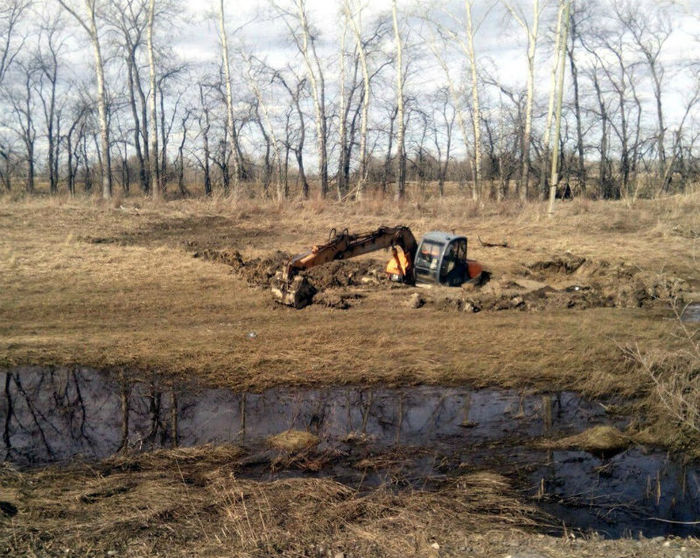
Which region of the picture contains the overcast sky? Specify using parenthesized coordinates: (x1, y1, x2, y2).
(169, 0, 699, 125)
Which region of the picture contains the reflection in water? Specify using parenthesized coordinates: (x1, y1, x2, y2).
(681, 302, 700, 322)
(1, 366, 698, 538)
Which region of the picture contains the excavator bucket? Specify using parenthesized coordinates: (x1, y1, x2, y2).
(270, 272, 317, 309)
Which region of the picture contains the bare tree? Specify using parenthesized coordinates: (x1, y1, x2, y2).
(504, 0, 542, 200)
(0, 0, 30, 87)
(539, 0, 564, 198)
(547, 0, 571, 215)
(615, 1, 672, 183)
(391, 0, 406, 199)
(275, 69, 310, 199)
(7, 60, 38, 193)
(244, 56, 284, 200)
(344, 0, 371, 197)
(146, 0, 159, 199)
(218, 0, 243, 194)
(35, 12, 67, 195)
(108, 0, 152, 193)
(432, 87, 455, 197)
(566, 1, 586, 194)
(196, 81, 213, 196)
(56, 0, 112, 199)
(299, 0, 328, 197)
(464, 1, 483, 200)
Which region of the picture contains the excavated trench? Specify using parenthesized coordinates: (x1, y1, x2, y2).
(1, 366, 698, 539)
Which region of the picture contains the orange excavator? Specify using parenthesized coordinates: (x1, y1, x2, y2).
(272, 226, 483, 308)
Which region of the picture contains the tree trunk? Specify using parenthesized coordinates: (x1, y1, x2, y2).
(392, 0, 406, 200)
(346, 0, 370, 198)
(127, 53, 147, 193)
(296, 0, 328, 197)
(89, 10, 111, 199)
(147, 0, 159, 200)
(567, 10, 585, 194)
(219, 0, 241, 194)
(465, 1, 482, 200)
(547, 0, 571, 216)
(505, 0, 539, 200)
(382, 106, 398, 195)
(540, 0, 565, 199)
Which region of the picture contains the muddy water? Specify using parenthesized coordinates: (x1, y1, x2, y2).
(682, 302, 700, 322)
(1, 366, 698, 539)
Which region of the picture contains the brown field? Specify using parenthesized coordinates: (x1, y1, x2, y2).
(1, 189, 698, 557)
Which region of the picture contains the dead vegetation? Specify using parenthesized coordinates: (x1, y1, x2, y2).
(621, 303, 700, 450)
(1, 193, 699, 556)
(0, 194, 696, 399)
(544, 425, 631, 454)
(1, 446, 698, 558)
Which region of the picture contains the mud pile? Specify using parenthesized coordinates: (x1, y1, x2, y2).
(418, 252, 688, 313)
(197, 247, 688, 313)
(194, 248, 290, 287)
(306, 259, 387, 289)
(194, 248, 387, 308)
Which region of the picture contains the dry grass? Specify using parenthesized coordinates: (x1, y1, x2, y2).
(620, 302, 700, 449)
(1, 192, 697, 399)
(1, 192, 699, 556)
(1, 446, 698, 558)
(267, 430, 319, 451)
(544, 425, 631, 453)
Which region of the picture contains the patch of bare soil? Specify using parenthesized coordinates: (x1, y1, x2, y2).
(195, 248, 387, 308)
(419, 253, 689, 313)
(194, 248, 290, 286)
(305, 259, 388, 289)
(82, 214, 243, 249)
(195, 246, 688, 314)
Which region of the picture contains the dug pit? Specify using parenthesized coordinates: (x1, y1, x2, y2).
(2, 366, 698, 539)
(194, 248, 689, 312)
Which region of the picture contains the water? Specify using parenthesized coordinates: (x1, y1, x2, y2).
(681, 302, 700, 322)
(1, 366, 698, 538)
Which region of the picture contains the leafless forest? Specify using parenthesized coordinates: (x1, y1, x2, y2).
(0, 0, 698, 203)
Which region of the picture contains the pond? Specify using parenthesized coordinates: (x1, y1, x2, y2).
(1, 366, 698, 539)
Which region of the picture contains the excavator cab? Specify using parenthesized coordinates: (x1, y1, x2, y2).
(414, 232, 481, 286)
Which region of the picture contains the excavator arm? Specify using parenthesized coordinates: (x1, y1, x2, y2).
(272, 226, 418, 308)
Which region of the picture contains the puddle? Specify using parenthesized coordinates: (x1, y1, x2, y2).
(682, 302, 700, 322)
(1, 366, 698, 539)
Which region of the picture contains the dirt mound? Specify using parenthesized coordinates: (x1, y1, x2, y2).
(268, 430, 319, 451)
(195, 249, 385, 291)
(413, 253, 688, 314)
(314, 291, 364, 309)
(198, 246, 688, 314)
(527, 253, 587, 275)
(195, 248, 386, 309)
(194, 248, 290, 287)
(305, 259, 387, 290)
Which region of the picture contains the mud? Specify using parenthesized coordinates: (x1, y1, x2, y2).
(418, 253, 689, 313)
(2, 366, 699, 539)
(195, 246, 688, 314)
(195, 248, 387, 308)
(194, 248, 290, 287)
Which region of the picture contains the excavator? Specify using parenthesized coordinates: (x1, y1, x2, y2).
(271, 225, 484, 308)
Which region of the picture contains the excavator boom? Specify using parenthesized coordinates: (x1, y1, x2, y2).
(272, 226, 418, 308)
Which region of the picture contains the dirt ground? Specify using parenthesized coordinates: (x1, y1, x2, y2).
(1, 191, 698, 556)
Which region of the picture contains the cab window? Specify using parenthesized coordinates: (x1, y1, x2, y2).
(440, 239, 466, 283)
(415, 241, 443, 270)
